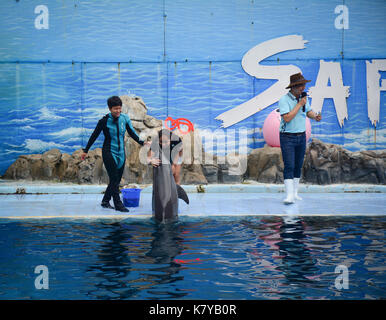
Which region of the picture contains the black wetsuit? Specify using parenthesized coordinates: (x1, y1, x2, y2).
(83, 113, 144, 208)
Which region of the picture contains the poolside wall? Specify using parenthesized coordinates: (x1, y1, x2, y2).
(0, 0, 385, 175)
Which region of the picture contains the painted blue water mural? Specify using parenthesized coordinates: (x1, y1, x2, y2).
(0, 0, 385, 174)
(0, 59, 384, 174)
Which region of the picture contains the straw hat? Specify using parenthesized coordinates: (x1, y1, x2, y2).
(286, 73, 311, 89)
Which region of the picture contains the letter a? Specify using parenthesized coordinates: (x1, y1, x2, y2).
(334, 5, 349, 30)
(34, 5, 49, 30)
(308, 60, 350, 127)
(335, 265, 349, 290)
(34, 265, 49, 289)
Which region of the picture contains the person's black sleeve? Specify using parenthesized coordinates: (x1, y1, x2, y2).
(171, 135, 183, 151)
(83, 120, 103, 153)
(126, 122, 144, 146)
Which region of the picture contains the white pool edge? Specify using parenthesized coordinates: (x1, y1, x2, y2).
(0, 183, 385, 194)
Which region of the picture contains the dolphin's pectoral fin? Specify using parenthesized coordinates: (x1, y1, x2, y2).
(176, 184, 189, 204)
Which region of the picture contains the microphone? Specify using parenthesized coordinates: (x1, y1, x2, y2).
(300, 92, 307, 112)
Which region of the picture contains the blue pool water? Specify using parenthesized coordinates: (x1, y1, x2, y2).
(0, 216, 385, 300)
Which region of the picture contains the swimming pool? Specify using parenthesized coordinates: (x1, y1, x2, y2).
(0, 216, 384, 299)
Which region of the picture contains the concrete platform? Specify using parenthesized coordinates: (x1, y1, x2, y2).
(0, 181, 385, 194)
(0, 191, 385, 219)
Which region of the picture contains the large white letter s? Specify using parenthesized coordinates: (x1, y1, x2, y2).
(215, 35, 308, 128)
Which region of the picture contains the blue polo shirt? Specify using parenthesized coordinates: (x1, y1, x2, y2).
(279, 92, 311, 133)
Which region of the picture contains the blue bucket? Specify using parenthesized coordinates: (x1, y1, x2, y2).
(121, 188, 141, 207)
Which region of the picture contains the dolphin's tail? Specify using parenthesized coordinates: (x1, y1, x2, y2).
(176, 184, 189, 204)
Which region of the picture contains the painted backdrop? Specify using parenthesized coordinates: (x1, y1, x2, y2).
(0, 0, 385, 174)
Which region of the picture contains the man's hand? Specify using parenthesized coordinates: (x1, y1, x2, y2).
(149, 158, 161, 167)
(81, 152, 87, 161)
(307, 111, 322, 122)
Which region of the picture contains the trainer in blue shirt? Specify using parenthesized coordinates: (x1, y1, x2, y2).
(279, 73, 322, 204)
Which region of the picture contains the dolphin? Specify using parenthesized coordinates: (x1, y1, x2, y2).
(152, 163, 189, 222)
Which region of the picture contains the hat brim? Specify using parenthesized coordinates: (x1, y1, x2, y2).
(286, 79, 311, 89)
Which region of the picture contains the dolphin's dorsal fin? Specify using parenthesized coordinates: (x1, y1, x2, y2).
(176, 185, 189, 204)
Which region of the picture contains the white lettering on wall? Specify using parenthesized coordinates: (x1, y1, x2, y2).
(34, 5, 49, 30)
(366, 59, 386, 127)
(334, 5, 349, 30)
(216, 35, 381, 129)
(215, 35, 308, 128)
(308, 60, 350, 127)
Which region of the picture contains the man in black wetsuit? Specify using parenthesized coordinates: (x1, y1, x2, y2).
(81, 96, 147, 212)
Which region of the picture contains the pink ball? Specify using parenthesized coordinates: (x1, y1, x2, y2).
(262, 108, 311, 147)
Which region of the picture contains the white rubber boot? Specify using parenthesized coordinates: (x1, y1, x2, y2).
(293, 178, 302, 200)
(283, 179, 295, 204)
